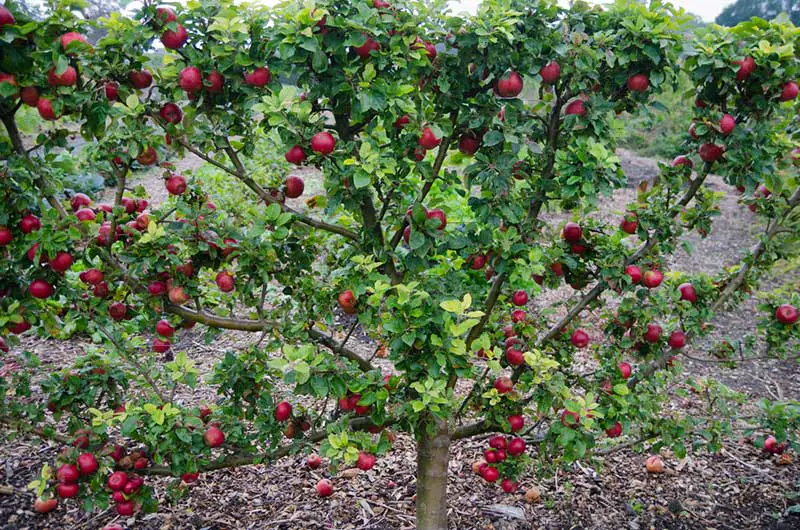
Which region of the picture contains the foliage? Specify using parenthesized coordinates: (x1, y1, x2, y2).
(0, 0, 799, 527)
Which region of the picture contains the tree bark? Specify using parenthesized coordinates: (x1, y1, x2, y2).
(416, 418, 451, 530)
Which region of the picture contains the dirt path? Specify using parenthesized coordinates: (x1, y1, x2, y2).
(1, 150, 798, 530)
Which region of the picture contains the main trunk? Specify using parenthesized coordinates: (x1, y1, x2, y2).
(415, 418, 451, 530)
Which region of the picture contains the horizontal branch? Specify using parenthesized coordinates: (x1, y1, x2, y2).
(165, 304, 373, 371)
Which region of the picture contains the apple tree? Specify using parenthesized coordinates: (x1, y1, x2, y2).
(0, 1, 799, 528)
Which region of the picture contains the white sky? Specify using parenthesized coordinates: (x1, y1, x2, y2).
(449, 1, 732, 22)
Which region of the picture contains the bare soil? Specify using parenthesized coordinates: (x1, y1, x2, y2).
(1, 149, 799, 530)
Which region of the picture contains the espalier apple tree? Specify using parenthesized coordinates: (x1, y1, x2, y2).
(0, 1, 799, 528)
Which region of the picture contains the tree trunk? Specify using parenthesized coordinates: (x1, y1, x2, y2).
(416, 418, 451, 530)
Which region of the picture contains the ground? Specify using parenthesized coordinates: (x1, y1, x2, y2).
(0, 149, 798, 530)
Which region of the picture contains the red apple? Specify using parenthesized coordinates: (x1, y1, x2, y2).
(606, 421, 622, 438)
(356, 451, 376, 471)
(698, 143, 724, 163)
(104, 81, 119, 101)
(21, 86, 39, 106)
(116, 501, 135, 516)
(540, 61, 560, 84)
(458, 133, 481, 155)
(129, 70, 153, 89)
(60, 32, 87, 52)
(338, 290, 357, 314)
(508, 415, 524, 432)
(720, 114, 735, 135)
(644, 323, 662, 343)
(418, 127, 441, 150)
(562, 222, 582, 242)
(310, 131, 336, 155)
(152, 338, 171, 353)
(244, 66, 271, 87)
(316, 479, 334, 497)
(284, 176, 304, 198)
(77, 453, 98, 475)
(512, 290, 528, 306)
(274, 401, 292, 422)
(620, 213, 638, 234)
(668, 330, 686, 350)
(205, 71, 224, 93)
(353, 35, 380, 59)
(564, 99, 586, 116)
(137, 146, 157, 165)
(29, 279, 53, 299)
(56, 464, 79, 484)
(109, 302, 127, 321)
(510, 309, 526, 323)
(426, 208, 446, 230)
(165, 174, 187, 195)
(642, 269, 663, 288)
(735, 56, 755, 81)
(624, 265, 642, 284)
(672, 155, 693, 168)
(775, 304, 798, 325)
(0, 6, 15, 27)
(306, 455, 322, 469)
(159, 103, 183, 124)
(50, 252, 73, 272)
(780, 81, 798, 102)
(494, 376, 513, 394)
(75, 208, 96, 222)
(507, 437, 526, 456)
(560, 409, 580, 428)
(156, 320, 175, 337)
(34, 497, 58, 513)
(179, 66, 203, 93)
(70, 193, 91, 211)
(204, 426, 225, 447)
(37, 98, 58, 121)
(148, 281, 167, 296)
(161, 24, 188, 49)
(393, 114, 410, 129)
(56, 483, 79, 498)
(678, 282, 697, 303)
(626, 73, 649, 92)
(481, 466, 499, 482)
(285, 145, 306, 165)
(570, 329, 589, 348)
(618, 362, 632, 379)
(494, 71, 523, 98)
(505, 348, 524, 366)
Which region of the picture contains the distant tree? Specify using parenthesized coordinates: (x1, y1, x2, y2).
(716, 0, 799, 27)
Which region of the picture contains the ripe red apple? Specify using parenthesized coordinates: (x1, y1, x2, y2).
(672, 155, 693, 168)
(204, 426, 225, 447)
(152, 338, 170, 353)
(77, 453, 98, 475)
(310, 131, 336, 155)
(0, 6, 15, 27)
(507, 437, 526, 456)
(148, 281, 167, 296)
(562, 222, 582, 242)
(698, 143, 724, 163)
(353, 35, 380, 59)
(244, 66, 271, 87)
(0, 226, 11, 246)
(274, 401, 292, 422)
(484, 449, 497, 463)
(93, 281, 110, 298)
(720, 114, 735, 135)
(678, 282, 697, 303)
(316, 479, 334, 497)
(70, 193, 91, 211)
(469, 254, 486, 270)
(501, 478, 519, 493)
(29, 279, 53, 299)
(618, 362, 632, 379)
(489, 435, 507, 450)
(668, 330, 686, 350)
(34, 497, 58, 513)
(137, 146, 157, 165)
(103, 81, 118, 101)
(393, 114, 410, 129)
(215, 271, 235, 292)
(81, 269, 104, 285)
(570, 329, 589, 348)
(156, 7, 177, 24)
(481, 466, 500, 482)
(689, 122, 699, 140)
(307, 454, 322, 469)
(775, 304, 798, 325)
(116, 501, 135, 516)
(564, 99, 586, 116)
(129, 70, 153, 89)
(505, 415, 523, 433)
(505, 348, 524, 366)
(20, 214, 40, 233)
(780, 81, 798, 102)
(37, 98, 57, 120)
(156, 320, 175, 337)
(418, 127, 441, 150)
(735, 56, 755, 81)
(50, 252, 73, 272)
(356, 451, 376, 471)
(338, 290, 357, 314)
(644, 323, 662, 343)
(181, 472, 199, 483)
(109, 302, 127, 321)
(179, 66, 203, 93)
(159, 103, 183, 124)
(161, 24, 188, 49)
(9, 320, 32, 334)
(510, 309, 526, 323)
(606, 421, 622, 438)
(642, 269, 663, 288)
(512, 290, 528, 306)
(624, 265, 642, 284)
(60, 32, 87, 52)
(494, 376, 513, 394)
(284, 176, 304, 198)
(203, 70, 224, 93)
(540, 61, 560, 84)
(56, 463, 80, 483)
(373, 0, 391, 8)
(285, 145, 306, 165)
(620, 213, 638, 234)
(56, 483, 79, 498)
(764, 435, 787, 455)
(165, 174, 187, 195)
(426, 208, 446, 230)
(458, 133, 481, 155)
(20, 86, 39, 106)
(75, 208, 96, 222)
(494, 71, 523, 98)
(627, 73, 649, 92)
